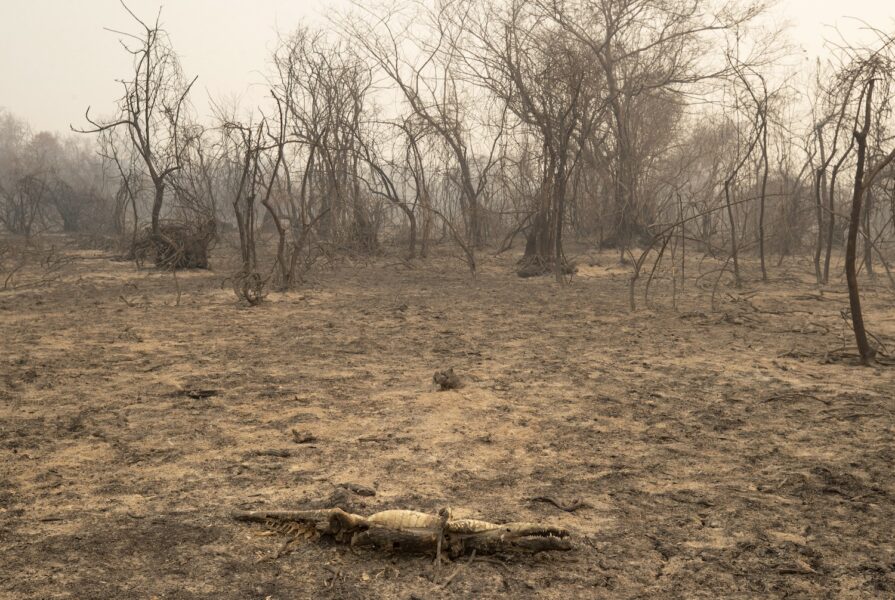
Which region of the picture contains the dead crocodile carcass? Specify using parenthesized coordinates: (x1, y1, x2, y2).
(232, 507, 572, 556)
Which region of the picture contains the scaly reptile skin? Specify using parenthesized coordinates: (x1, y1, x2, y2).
(233, 507, 572, 554)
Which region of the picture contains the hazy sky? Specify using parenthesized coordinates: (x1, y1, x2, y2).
(1, 0, 893, 134)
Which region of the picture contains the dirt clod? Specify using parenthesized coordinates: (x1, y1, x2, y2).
(433, 368, 462, 390)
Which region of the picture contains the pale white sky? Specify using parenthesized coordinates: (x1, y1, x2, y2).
(0, 0, 892, 134)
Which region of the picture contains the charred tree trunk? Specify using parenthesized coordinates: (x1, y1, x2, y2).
(824, 167, 838, 284)
(419, 190, 432, 258)
(553, 170, 568, 283)
(758, 107, 769, 281)
(151, 181, 164, 238)
(846, 79, 874, 365)
(724, 179, 742, 288)
(864, 187, 874, 278)
(813, 153, 827, 285)
(519, 190, 555, 277)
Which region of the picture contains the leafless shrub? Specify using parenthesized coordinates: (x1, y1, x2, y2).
(131, 219, 216, 270)
(0, 239, 73, 290)
(232, 269, 267, 306)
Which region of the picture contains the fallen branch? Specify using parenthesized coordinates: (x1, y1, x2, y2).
(441, 549, 476, 589)
(527, 496, 591, 513)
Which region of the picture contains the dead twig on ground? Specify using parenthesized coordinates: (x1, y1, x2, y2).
(761, 392, 830, 406)
(527, 496, 591, 512)
(441, 549, 476, 589)
(291, 429, 318, 444)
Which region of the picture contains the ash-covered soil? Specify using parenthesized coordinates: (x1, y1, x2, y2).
(2, 244, 894, 599)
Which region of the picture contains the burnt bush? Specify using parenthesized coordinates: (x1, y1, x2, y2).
(132, 220, 216, 270)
